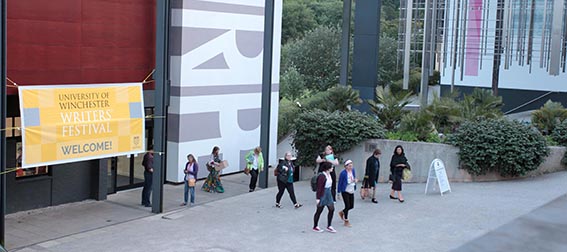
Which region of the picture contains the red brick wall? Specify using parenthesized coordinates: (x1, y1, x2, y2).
(7, 0, 156, 95)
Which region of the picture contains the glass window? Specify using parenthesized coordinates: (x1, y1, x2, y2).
(6, 117, 13, 137)
(14, 117, 21, 137)
(15, 142, 50, 178)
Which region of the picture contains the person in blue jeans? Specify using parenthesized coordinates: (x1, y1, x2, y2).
(181, 154, 199, 206)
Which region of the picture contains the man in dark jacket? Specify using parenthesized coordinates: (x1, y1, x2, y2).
(364, 149, 381, 203)
(141, 145, 154, 207)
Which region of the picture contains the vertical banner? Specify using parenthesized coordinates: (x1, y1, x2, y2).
(18, 83, 145, 168)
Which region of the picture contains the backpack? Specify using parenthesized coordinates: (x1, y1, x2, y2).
(310, 172, 323, 192)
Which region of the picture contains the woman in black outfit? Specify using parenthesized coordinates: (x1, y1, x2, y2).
(275, 152, 302, 209)
(389, 145, 409, 203)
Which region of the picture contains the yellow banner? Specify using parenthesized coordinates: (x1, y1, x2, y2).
(18, 83, 145, 168)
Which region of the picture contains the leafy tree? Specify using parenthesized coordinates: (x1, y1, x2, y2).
(308, 0, 343, 28)
(281, 26, 341, 92)
(280, 66, 306, 101)
(367, 85, 413, 131)
(531, 100, 567, 135)
(278, 98, 301, 141)
(281, 1, 317, 44)
(377, 36, 401, 85)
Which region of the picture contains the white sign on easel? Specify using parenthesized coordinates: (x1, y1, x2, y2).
(425, 158, 451, 195)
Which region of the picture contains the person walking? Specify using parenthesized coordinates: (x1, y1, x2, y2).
(202, 146, 225, 193)
(181, 154, 199, 206)
(245, 146, 264, 192)
(316, 145, 339, 202)
(275, 152, 302, 209)
(337, 160, 358, 227)
(141, 145, 154, 207)
(389, 145, 409, 203)
(363, 148, 381, 203)
(313, 162, 337, 233)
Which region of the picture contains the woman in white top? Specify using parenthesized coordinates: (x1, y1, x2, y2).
(313, 162, 337, 233)
(337, 160, 358, 227)
(316, 145, 340, 202)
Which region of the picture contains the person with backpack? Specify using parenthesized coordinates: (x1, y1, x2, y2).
(316, 145, 339, 202)
(337, 160, 358, 227)
(275, 152, 302, 209)
(312, 162, 337, 233)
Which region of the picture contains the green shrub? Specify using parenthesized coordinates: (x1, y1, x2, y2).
(296, 85, 362, 112)
(448, 119, 549, 177)
(399, 110, 435, 141)
(531, 100, 567, 135)
(292, 109, 386, 166)
(278, 98, 300, 141)
(386, 131, 418, 142)
(551, 120, 567, 145)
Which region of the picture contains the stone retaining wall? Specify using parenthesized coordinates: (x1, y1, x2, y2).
(295, 139, 566, 182)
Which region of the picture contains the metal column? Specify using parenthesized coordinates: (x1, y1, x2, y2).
(420, 0, 433, 108)
(0, 0, 6, 246)
(259, 0, 275, 189)
(339, 0, 352, 86)
(152, 0, 170, 214)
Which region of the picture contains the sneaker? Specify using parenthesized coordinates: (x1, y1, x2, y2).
(372, 198, 378, 204)
(312, 227, 324, 233)
(275, 203, 282, 208)
(180, 202, 187, 206)
(326, 226, 337, 233)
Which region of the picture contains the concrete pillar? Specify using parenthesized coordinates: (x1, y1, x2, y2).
(351, 0, 381, 112)
(166, 0, 282, 183)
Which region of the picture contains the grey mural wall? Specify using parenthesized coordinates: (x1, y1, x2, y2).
(167, 0, 282, 182)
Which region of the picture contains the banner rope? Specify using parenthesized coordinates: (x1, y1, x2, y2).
(142, 69, 155, 84)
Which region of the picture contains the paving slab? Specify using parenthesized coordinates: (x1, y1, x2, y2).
(6, 171, 566, 252)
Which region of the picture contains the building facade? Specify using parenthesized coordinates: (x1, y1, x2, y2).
(5, 0, 281, 213)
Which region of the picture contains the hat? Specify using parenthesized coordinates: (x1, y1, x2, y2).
(344, 160, 353, 166)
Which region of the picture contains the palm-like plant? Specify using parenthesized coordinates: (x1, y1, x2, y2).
(368, 85, 413, 131)
(426, 95, 461, 133)
(532, 100, 567, 135)
(454, 88, 503, 124)
(326, 85, 362, 111)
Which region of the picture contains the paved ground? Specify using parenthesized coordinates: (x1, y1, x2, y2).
(5, 171, 567, 252)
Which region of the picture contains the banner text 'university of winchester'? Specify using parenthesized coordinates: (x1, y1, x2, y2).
(18, 83, 145, 168)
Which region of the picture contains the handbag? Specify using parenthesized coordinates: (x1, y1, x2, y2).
(402, 168, 412, 181)
(188, 178, 196, 187)
(244, 167, 250, 175)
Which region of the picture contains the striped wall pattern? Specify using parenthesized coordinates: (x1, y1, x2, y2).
(167, 0, 282, 182)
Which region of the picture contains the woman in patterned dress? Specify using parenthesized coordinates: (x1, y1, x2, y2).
(201, 146, 225, 193)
